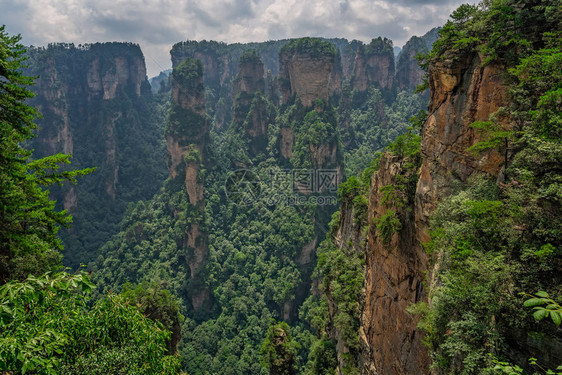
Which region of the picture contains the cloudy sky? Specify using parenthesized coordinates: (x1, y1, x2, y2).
(1, 0, 477, 77)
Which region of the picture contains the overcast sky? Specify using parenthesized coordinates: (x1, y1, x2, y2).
(1, 0, 478, 77)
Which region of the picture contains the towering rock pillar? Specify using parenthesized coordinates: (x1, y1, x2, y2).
(165, 57, 210, 311)
(351, 37, 395, 98)
(27, 43, 166, 267)
(231, 50, 269, 156)
(415, 53, 511, 240)
(277, 38, 343, 170)
(278, 37, 342, 108)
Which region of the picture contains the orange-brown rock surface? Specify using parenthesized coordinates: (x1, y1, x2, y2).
(415, 53, 510, 241)
(351, 38, 395, 94)
(356, 51, 511, 374)
(361, 154, 429, 375)
(166, 57, 210, 311)
(279, 42, 341, 107)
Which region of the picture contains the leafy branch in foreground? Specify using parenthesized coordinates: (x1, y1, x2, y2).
(523, 291, 562, 326)
(0, 271, 181, 374)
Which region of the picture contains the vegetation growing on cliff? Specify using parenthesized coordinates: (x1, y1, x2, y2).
(24, 41, 167, 268)
(411, 0, 562, 373)
(280, 38, 338, 60)
(12, 17, 440, 374)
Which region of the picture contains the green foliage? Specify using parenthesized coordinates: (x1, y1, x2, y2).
(173, 57, 204, 88)
(374, 209, 401, 245)
(385, 131, 421, 159)
(261, 321, 299, 375)
(0, 271, 180, 374)
(365, 37, 394, 55)
(239, 49, 262, 64)
(337, 176, 362, 201)
(411, 4, 562, 372)
(523, 292, 562, 326)
(291, 103, 340, 169)
(121, 281, 184, 353)
(0, 26, 94, 282)
(315, 239, 364, 354)
(280, 38, 337, 60)
(342, 88, 426, 177)
(306, 339, 337, 375)
(424, 0, 562, 66)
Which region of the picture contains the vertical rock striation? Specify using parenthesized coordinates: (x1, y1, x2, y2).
(166, 57, 210, 311)
(351, 38, 395, 98)
(278, 38, 342, 107)
(27, 43, 166, 267)
(415, 53, 510, 240)
(348, 51, 512, 374)
(231, 50, 270, 156)
(361, 153, 429, 375)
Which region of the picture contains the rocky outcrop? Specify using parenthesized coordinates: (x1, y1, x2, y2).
(166, 57, 210, 311)
(232, 50, 269, 156)
(28, 42, 165, 267)
(87, 55, 146, 99)
(395, 28, 440, 91)
(361, 153, 429, 375)
(395, 36, 427, 91)
(279, 38, 342, 107)
(415, 53, 510, 241)
(232, 51, 265, 98)
(351, 50, 511, 374)
(352, 38, 395, 95)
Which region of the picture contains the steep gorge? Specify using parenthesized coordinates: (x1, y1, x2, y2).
(27, 43, 167, 267)
(328, 49, 513, 374)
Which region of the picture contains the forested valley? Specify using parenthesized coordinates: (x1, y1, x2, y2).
(0, 0, 560, 374)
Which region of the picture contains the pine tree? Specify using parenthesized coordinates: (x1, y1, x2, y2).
(0, 25, 94, 283)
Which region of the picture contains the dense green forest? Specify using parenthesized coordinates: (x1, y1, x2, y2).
(0, 26, 181, 373)
(1, 0, 561, 373)
(24, 43, 168, 268)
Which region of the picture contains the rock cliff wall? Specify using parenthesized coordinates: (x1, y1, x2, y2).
(231, 51, 269, 156)
(279, 46, 341, 107)
(361, 153, 428, 375)
(351, 38, 395, 97)
(415, 53, 510, 240)
(27, 43, 166, 267)
(166, 57, 210, 311)
(343, 50, 512, 374)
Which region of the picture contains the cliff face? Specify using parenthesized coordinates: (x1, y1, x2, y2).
(166, 57, 210, 311)
(395, 28, 440, 92)
(351, 38, 395, 96)
(352, 51, 511, 374)
(232, 51, 269, 156)
(361, 153, 429, 375)
(28, 43, 166, 267)
(395, 36, 427, 91)
(278, 42, 341, 107)
(415, 53, 510, 240)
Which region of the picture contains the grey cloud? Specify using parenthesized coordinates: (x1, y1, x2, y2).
(0, 0, 477, 76)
